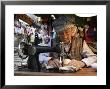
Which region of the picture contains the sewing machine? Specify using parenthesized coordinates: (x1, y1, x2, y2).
(18, 41, 66, 72)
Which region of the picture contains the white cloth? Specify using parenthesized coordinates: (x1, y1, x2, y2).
(39, 53, 50, 64)
(14, 26, 21, 34)
(30, 34, 35, 43)
(20, 27, 24, 35)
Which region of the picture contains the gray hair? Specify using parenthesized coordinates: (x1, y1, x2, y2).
(52, 16, 77, 32)
(54, 24, 78, 32)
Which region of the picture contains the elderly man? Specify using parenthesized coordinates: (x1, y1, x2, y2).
(46, 16, 97, 72)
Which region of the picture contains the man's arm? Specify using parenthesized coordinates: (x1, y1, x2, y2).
(81, 40, 97, 67)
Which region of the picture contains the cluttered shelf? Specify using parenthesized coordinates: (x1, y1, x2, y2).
(14, 68, 97, 76)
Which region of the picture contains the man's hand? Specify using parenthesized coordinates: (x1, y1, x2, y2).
(67, 59, 86, 71)
(47, 58, 86, 71)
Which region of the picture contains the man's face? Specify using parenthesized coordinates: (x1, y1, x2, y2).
(58, 26, 77, 43)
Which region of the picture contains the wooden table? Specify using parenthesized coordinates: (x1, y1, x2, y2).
(14, 68, 97, 76)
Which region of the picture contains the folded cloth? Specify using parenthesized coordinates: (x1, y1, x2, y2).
(59, 66, 76, 73)
(45, 65, 76, 73)
(46, 65, 54, 69)
(45, 65, 59, 72)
